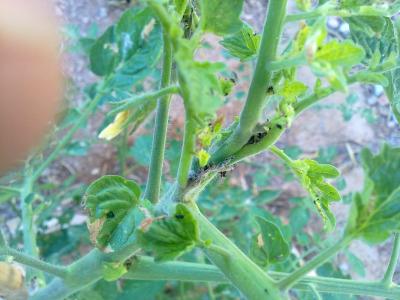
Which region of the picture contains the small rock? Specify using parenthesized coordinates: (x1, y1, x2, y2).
(373, 85, 384, 97)
(367, 96, 377, 105)
(339, 22, 350, 35)
(327, 17, 340, 29)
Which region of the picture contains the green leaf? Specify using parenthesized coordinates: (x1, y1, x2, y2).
(250, 216, 290, 267)
(345, 251, 366, 277)
(253, 190, 281, 205)
(201, 0, 244, 36)
(176, 40, 225, 124)
(346, 145, 400, 243)
(315, 40, 365, 67)
(277, 80, 308, 102)
(291, 159, 341, 231)
(346, 15, 400, 122)
(83, 175, 141, 250)
(89, 8, 162, 95)
(102, 262, 128, 281)
(137, 204, 199, 261)
(220, 24, 260, 61)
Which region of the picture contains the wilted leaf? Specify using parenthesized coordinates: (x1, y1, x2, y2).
(0, 262, 27, 300)
(137, 204, 199, 261)
(250, 216, 290, 267)
(83, 175, 141, 251)
(201, 0, 244, 36)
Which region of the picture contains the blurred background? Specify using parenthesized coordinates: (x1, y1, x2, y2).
(0, 0, 399, 299)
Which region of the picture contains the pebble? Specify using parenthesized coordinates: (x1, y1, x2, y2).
(339, 22, 350, 35)
(373, 85, 384, 97)
(327, 17, 340, 29)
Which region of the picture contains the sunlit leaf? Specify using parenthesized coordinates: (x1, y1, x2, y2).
(137, 204, 199, 261)
(220, 24, 260, 60)
(201, 0, 244, 36)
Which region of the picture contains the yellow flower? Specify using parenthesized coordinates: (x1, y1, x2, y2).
(98, 110, 129, 141)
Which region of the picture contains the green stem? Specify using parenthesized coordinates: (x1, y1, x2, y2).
(382, 233, 400, 287)
(285, 10, 321, 23)
(30, 253, 400, 300)
(0, 186, 20, 194)
(189, 203, 284, 300)
(266, 53, 306, 72)
(20, 175, 45, 284)
(278, 236, 352, 290)
(32, 86, 106, 181)
(0, 247, 67, 279)
(176, 114, 196, 189)
(210, 0, 288, 164)
(109, 85, 179, 116)
(269, 145, 294, 165)
(143, 31, 173, 203)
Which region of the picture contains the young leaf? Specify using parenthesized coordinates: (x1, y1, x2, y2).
(102, 262, 128, 282)
(83, 175, 141, 251)
(314, 40, 365, 67)
(220, 24, 260, 61)
(137, 204, 199, 262)
(291, 159, 341, 231)
(250, 216, 290, 267)
(200, 0, 244, 36)
(346, 145, 400, 243)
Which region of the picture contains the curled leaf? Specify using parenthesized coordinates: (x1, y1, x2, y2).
(83, 175, 141, 251)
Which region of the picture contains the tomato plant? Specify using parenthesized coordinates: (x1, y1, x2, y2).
(1, 0, 400, 299)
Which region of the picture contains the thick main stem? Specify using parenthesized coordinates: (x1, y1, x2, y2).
(278, 236, 352, 290)
(210, 0, 288, 164)
(189, 203, 284, 300)
(144, 31, 173, 203)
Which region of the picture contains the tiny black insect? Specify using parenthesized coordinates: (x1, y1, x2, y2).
(276, 124, 283, 129)
(267, 86, 274, 94)
(247, 135, 256, 144)
(219, 171, 227, 178)
(175, 214, 185, 220)
(106, 211, 115, 219)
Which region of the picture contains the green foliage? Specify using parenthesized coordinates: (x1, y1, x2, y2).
(220, 24, 260, 60)
(346, 145, 400, 243)
(346, 15, 400, 122)
(90, 7, 162, 96)
(137, 204, 200, 261)
(175, 41, 225, 124)
(250, 216, 290, 267)
(102, 262, 128, 281)
(290, 158, 341, 231)
(200, 0, 244, 35)
(83, 175, 141, 250)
